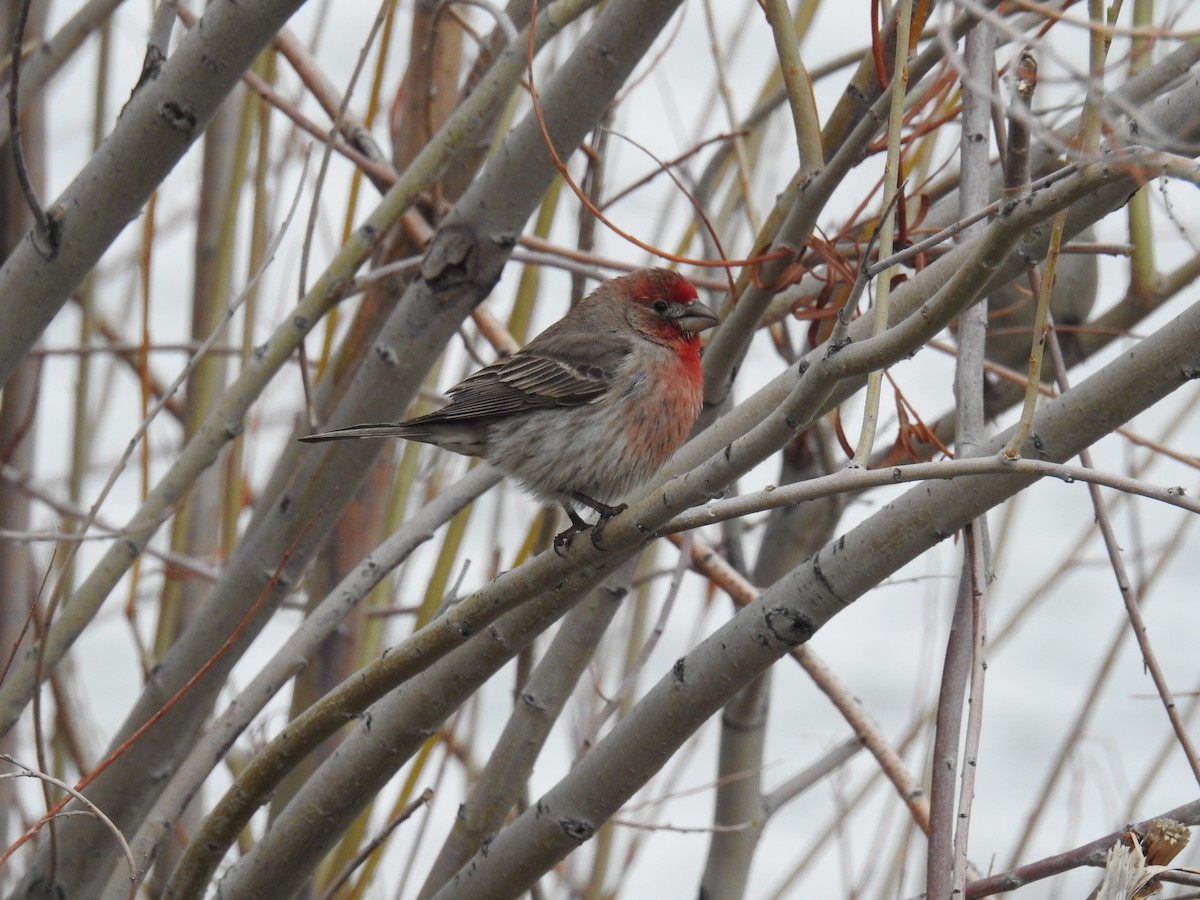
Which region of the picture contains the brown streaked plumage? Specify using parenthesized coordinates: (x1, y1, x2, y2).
(302, 268, 719, 551)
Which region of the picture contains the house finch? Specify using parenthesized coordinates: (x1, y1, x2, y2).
(302, 268, 719, 551)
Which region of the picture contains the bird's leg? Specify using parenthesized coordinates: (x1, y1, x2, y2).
(552, 493, 628, 555)
(571, 491, 627, 550)
(570, 491, 628, 520)
(554, 504, 593, 556)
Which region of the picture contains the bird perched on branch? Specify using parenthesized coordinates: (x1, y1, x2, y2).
(302, 267, 719, 552)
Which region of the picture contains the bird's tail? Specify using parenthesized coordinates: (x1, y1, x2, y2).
(299, 423, 429, 443)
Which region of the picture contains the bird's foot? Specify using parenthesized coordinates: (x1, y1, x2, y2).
(554, 507, 591, 557)
(554, 496, 628, 556)
(587, 503, 626, 550)
(572, 492, 628, 550)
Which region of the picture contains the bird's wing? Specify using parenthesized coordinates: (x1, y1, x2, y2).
(421, 330, 630, 422)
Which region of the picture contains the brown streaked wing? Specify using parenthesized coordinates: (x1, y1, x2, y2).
(417, 331, 630, 422)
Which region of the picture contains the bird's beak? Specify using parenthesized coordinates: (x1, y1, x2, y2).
(679, 300, 720, 333)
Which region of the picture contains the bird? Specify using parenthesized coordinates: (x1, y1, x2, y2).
(301, 268, 720, 552)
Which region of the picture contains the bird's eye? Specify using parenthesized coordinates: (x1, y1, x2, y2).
(652, 300, 670, 314)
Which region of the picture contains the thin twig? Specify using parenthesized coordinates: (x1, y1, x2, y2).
(679, 533, 933, 836)
(851, 0, 915, 466)
(1, 754, 139, 895)
(522, 0, 787, 272)
(863, 162, 1082, 278)
(1003, 50, 1036, 194)
(297, 0, 391, 303)
(962, 798, 1200, 898)
(941, 19, 996, 895)
(0, 464, 217, 581)
(1043, 329, 1200, 787)
(1002, 209, 1064, 458)
(315, 788, 434, 900)
(666, 454, 1200, 534)
(7, 0, 56, 256)
(575, 536, 692, 763)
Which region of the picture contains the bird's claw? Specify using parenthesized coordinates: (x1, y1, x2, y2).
(553, 525, 579, 557)
(554, 505, 590, 557)
(552, 502, 627, 556)
(589, 503, 626, 550)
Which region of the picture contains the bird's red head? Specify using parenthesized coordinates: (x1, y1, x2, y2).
(604, 269, 720, 389)
(617, 268, 719, 345)
(624, 268, 699, 307)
